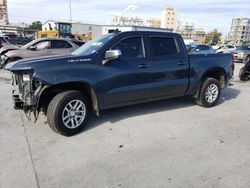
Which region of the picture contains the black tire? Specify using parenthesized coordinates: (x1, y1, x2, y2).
(47, 90, 90, 136)
(245, 56, 250, 63)
(196, 78, 221, 107)
(239, 67, 247, 81)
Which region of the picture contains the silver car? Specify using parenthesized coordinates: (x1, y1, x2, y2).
(0, 38, 84, 68)
(189, 44, 215, 54)
(233, 45, 250, 63)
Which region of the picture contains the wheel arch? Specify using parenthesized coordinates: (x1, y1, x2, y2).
(201, 67, 227, 88)
(37, 81, 100, 116)
(194, 67, 226, 98)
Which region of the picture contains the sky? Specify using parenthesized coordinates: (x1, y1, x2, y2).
(7, 0, 250, 36)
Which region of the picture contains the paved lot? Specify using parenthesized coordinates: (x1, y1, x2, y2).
(0, 63, 250, 188)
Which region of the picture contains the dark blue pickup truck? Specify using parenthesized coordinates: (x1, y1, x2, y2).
(6, 31, 234, 136)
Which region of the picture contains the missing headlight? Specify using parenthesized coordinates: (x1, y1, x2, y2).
(22, 74, 30, 82)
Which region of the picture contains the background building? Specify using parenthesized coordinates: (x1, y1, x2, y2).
(102, 25, 172, 35)
(161, 5, 177, 31)
(179, 22, 194, 38)
(192, 27, 206, 44)
(227, 16, 250, 45)
(42, 20, 102, 39)
(146, 18, 161, 28)
(110, 15, 144, 26)
(0, 0, 8, 25)
(177, 22, 206, 44)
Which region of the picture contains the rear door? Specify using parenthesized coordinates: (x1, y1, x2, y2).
(148, 34, 189, 98)
(102, 35, 152, 107)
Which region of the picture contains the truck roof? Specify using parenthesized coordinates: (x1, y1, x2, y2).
(111, 30, 181, 38)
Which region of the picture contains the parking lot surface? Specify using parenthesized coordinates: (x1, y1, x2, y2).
(1, 63, 250, 188)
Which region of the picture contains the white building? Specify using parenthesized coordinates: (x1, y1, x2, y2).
(227, 16, 250, 45)
(0, 0, 9, 25)
(42, 20, 102, 39)
(161, 5, 177, 31)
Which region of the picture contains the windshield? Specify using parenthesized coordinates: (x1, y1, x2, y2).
(21, 40, 36, 49)
(72, 34, 114, 56)
(58, 24, 71, 33)
(237, 45, 250, 51)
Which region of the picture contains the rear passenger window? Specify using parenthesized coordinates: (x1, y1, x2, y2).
(51, 40, 72, 49)
(150, 37, 177, 57)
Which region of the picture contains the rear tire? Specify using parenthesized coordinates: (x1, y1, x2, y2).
(239, 67, 248, 81)
(196, 78, 221, 107)
(245, 56, 250, 63)
(47, 90, 90, 136)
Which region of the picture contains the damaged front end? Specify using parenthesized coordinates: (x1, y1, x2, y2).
(11, 70, 47, 121)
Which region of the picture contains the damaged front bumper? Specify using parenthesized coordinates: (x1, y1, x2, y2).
(0, 55, 7, 69)
(11, 72, 45, 120)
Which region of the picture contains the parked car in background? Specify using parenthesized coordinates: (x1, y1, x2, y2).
(212, 45, 222, 51)
(216, 45, 236, 53)
(189, 44, 214, 54)
(0, 36, 10, 48)
(239, 60, 250, 81)
(233, 45, 250, 63)
(6, 31, 234, 136)
(3, 34, 33, 45)
(0, 38, 84, 68)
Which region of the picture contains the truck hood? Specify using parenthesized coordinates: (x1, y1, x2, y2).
(5, 55, 72, 71)
(5, 54, 95, 72)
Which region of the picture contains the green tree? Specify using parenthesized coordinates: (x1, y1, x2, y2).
(27, 21, 42, 31)
(206, 29, 222, 45)
(24, 21, 42, 34)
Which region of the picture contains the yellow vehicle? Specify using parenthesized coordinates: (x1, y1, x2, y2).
(38, 22, 92, 42)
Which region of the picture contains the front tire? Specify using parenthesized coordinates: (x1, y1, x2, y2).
(47, 91, 90, 136)
(196, 78, 221, 107)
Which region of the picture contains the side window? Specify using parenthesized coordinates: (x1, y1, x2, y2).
(51, 40, 72, 49)
(72, 41, 85, 46)
(34, 41, 50, 50)
(150, 37, 178, 57)
(112, 37, 144, 59)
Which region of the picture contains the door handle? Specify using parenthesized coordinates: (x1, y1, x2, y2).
(177, 61, 188, 65)
(138, 64, 150, 68)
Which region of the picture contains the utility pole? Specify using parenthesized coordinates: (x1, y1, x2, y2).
(69, 0, 72, 22)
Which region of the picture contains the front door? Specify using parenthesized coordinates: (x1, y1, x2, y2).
(101, 35, 152, 107)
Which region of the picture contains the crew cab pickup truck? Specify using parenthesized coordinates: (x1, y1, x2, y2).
(5, 31, 234, 136)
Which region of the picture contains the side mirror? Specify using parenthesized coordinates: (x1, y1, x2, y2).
(29, 46, 37, 51)
(105, 50, 121, 60)
(103, 50, 121, 65)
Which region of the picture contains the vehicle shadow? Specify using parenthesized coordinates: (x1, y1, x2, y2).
(84, 88, 241, 133)
(85, 96, 195, 132)
(219, 87, 241, 105)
